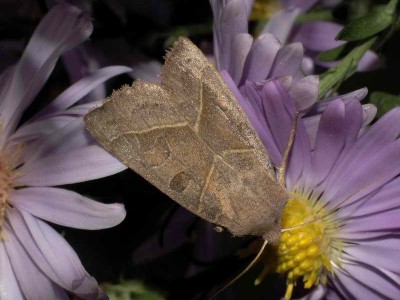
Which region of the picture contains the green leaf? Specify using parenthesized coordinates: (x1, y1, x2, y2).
(104, 280, 166, 300)
(370, 91, 400, 117)
(336, 0, 399, 42)
(317, 44, 347, 62)
(318, 37, 376, 98)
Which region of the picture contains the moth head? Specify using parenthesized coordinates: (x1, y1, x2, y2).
(232, 199, 285, 245)
(260, 212, 283, 245)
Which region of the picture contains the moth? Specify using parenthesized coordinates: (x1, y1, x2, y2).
(84, 37, 289, 244)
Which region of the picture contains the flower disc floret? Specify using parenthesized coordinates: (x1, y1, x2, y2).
(273, 193, 343, 299)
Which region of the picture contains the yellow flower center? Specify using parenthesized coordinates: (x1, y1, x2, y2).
(0, 142, 24, 239)
(245, 192, 343, 299)
(250, 0, 281, 21)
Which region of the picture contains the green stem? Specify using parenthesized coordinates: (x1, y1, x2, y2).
(318, 37, 377, 99)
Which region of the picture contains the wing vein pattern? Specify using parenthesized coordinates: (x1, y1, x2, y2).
(85, 37, 288, 241)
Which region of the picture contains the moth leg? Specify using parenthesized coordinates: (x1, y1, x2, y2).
(277, 112, 299, 187)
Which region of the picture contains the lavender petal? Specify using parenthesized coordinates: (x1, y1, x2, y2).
(291, 21, 343, 52)
(261, 9, 301, 43)
(311, 100, 346, 186)
(289, 75, 319, 111)
(240, 33, 281, 84)
(8, 209, 106, 299)
(11, 187, 126, 230)
(35, 66, 132, 119)
(3, 225, 56, 299)
(0, 241, 24, 299)
(219, 0, 248, 70)
(229, 33, 253, 84)
(17, 144, 127, 186)
(0, 4, 92, 142)
(269, 43, 304, 79)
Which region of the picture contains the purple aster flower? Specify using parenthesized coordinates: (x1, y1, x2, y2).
(0, 3, 131, 299)
(238, 78, 400, 299)
(133, 0, 377, 281)
(210, 0, 321, 87)
(212, 0, 380, 76)
(210, 0, 377, 153)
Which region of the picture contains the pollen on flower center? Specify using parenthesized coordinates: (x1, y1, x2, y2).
(245, 192, 343, 300)
(0, 144, 24, 238)
(271, 193, 343, 299)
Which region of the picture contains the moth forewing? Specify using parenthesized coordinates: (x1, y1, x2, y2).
(84, 37, 288, 244)
(161, 37, 276, 179)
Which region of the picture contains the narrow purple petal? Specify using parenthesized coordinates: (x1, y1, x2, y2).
(346, 239, 400, 273)
(0, 66, 14, 104)
(34, 66, 132, 119)
(325, 289, 342, 300)
(11, 187, 125, 230)
(361, 104, 377, 126)
(262, 80, 293, 159)
(331, 271, 357, 299)
(219, 0, 248, 70)
(302, 285, 327, 300)
(346, 177, 400, 217)
(17, 144, 127, 186)
(336, 263, 400, 298)
(220, 71, 281, 163)
(36, 101, 102, 120)
(269, 43, 304, 79)
(8, 209, 106, 299)
(3, 225, 56, 299)
(228, 33, 253, 84)
(357, 50, 381, 72)
(311, 100, 346, 185)
(343, 99, 363, 150)
(261, 80, 296, 155)
(10, 116, 76, 143)
(260, 79, 312, 189)
(0, 241, 24, 299)
(326, 139, 400, 208)
(301, 56, 315, 74)
(240, 33, 281, 84)
(52, 284, 69, 300)
(322, 108, 400, 202)
(261, 9, 301, 43)
(342, 209, 400, 233)
(28, 118, 92, 163)
(242, 81, 281, 163)
(306, 88, 368, 116)
(302, 114, 320, 149)
(0, 3, 92, 142)
(282, 0, 319, 11)
(289, 75, 319, 111)
(291, 21, 343, 52)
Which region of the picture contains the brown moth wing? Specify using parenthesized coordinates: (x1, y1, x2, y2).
(85, 39, 287, 243)
(161, 37, 288, 241)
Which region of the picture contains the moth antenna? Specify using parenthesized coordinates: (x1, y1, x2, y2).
(210, 239, 268, 299)
(278, 112, 299, 188)
(282, 178, 382, 232)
